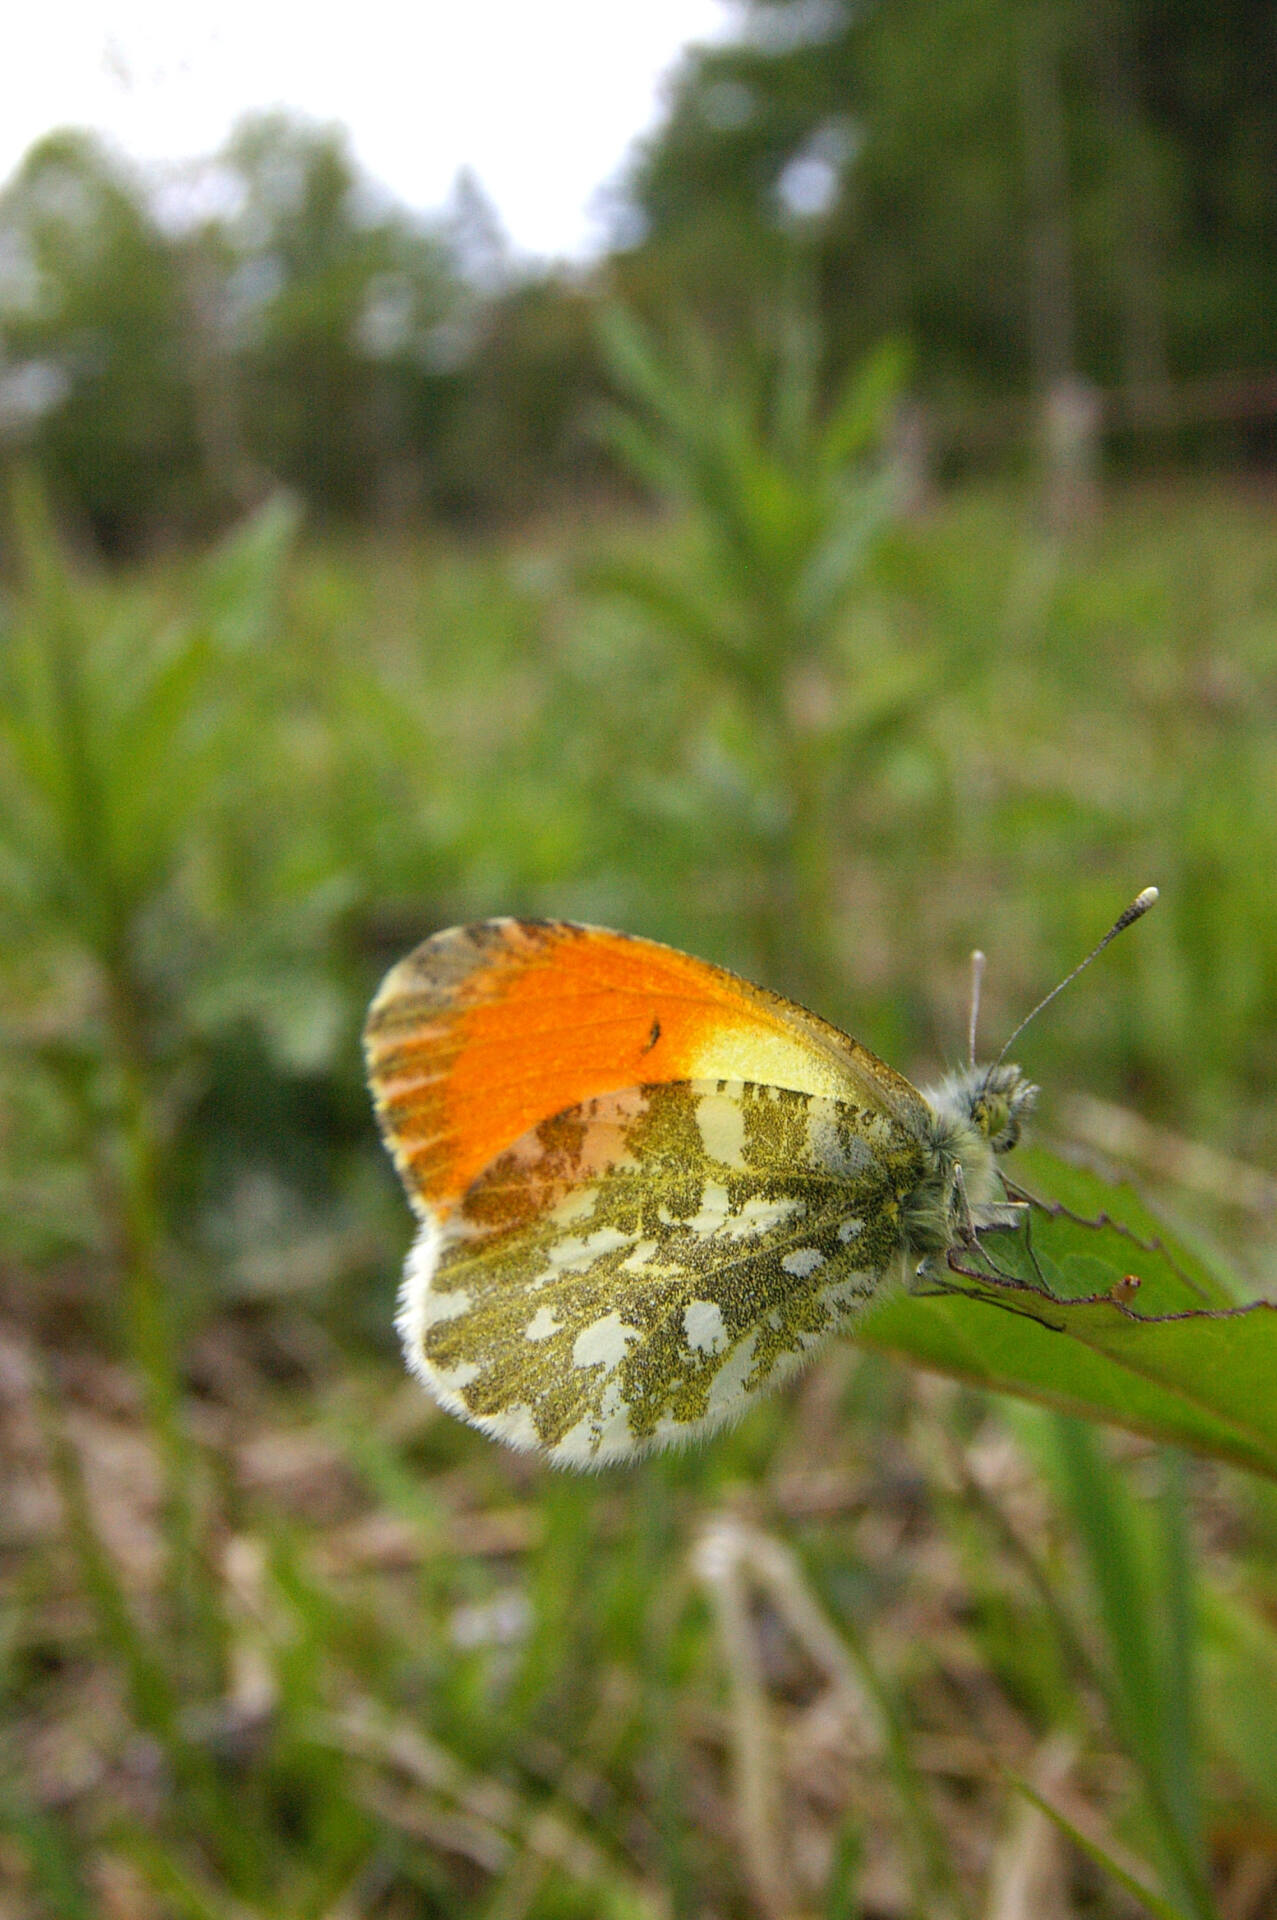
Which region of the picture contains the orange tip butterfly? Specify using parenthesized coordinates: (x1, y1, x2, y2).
(365, 892, 1157, 1466)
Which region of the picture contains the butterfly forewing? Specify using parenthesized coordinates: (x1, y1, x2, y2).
(398, 1078, 928, 1464)
(364, 918, 931, 1224)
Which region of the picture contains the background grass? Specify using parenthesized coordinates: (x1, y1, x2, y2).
(2, 472, 1277, 1919)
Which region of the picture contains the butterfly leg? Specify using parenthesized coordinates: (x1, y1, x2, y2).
(951, 1161, 1029, 1243)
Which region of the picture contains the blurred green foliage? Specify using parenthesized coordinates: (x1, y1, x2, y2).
(2, 465, 1277, 1917)
(590, 309, 915, 999)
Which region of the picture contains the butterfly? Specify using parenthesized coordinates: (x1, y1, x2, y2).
(365, 898, 1156, 1466)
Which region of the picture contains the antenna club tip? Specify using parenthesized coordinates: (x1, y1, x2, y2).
(1111, 885, 1160, 937)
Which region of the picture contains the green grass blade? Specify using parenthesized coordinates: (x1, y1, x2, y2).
(0, 1790, 95, 1920)
(1006, 1777, 1195, 1920)
(1049, 1421, 1214, 1919)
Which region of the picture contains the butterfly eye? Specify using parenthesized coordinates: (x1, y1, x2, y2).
(971, 1089, 1026, 1153)
(972, 1092, 1005, 1145)
(968, 1064, 1039, 1153)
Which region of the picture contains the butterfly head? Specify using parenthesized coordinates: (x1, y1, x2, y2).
(926, 1061, 1037, 1153)
(902, 1062, 1034, 1254)
(965, 1061, 1038, 1153)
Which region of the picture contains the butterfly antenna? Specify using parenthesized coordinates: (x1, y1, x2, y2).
(992, 887, 1159, 1069)
(967, 949, 986, 1069)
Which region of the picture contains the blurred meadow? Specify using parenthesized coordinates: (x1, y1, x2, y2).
(4, 7, 1277, 1918)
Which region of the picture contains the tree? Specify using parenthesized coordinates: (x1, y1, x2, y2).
(0, 132, 204, 551)
(210, 113, 462, 520)
(623, 0, 1277, 403)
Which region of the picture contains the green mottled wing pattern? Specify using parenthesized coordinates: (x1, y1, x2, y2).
(399, 1078, 927, 1464)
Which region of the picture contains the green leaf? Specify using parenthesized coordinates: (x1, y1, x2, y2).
(1200, 1589, 1277, 1827)
(592, 402, 691, 504)
(579, 556, 736, 672)
(858, 1148, 1277, 1479)
(820, 336, 910, 471)
(793, 468, 897, 629)
(1045, 1426, 1212, 1917)
(192, 493, 301, 655)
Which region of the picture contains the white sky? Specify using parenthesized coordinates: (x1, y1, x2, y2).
(3, 1, 735, 259)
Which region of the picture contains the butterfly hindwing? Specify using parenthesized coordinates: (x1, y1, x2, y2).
(398, 1077, 929, 1464)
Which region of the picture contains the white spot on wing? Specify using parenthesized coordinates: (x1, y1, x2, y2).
(685, 1182, 731, 1234)
(822, 1270, 882, 1319)
(600, 1375, 626, 1420)
(683, 1298, 728, 1354)
(550, 1186, 598, 1227)
(812, 1116, 879, 1178)
(838, 1216, 864, 1243)
(552, 1377, 636, 1465)
(423, 1287, 472, 1327)
(696, 1094, 746, 1166)
(721, 1194, 804, 1241)
(782, 1247, 825, 1277)
(525, 1305, 561, 1341)
(704, 1327, 760, 1419)
(474, 1402, 541, 1452)
(546, 1227, 629, 1274)
(427, 1358, 481, 1393)
(573, 1311, 639, 1372)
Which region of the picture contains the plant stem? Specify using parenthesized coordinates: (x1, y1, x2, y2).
(101, 952, 218, 1687)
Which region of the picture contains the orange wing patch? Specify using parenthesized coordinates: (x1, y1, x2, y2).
(365, 918, 924, 1222)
